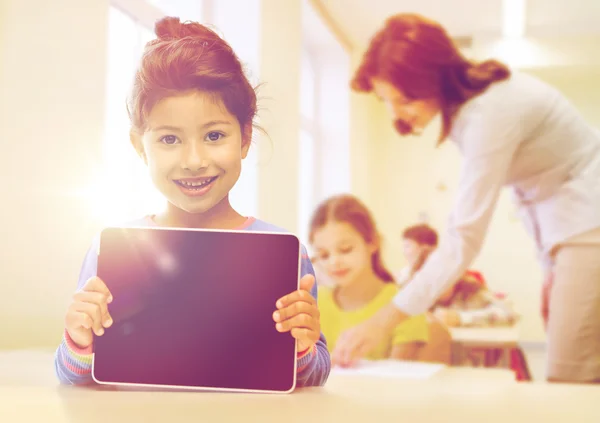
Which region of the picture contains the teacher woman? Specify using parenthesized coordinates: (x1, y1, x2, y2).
(333, 14, 600, 384)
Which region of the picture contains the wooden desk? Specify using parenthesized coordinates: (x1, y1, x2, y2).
(0, 349, 514, 387)
(450, 325, 521, 348)
(1, 349, 599, 422)
(450, 325, 521, 367)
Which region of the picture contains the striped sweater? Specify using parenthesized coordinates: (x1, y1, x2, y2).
(54, 216, 331, 388)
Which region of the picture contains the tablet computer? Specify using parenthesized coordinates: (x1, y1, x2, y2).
(91, 226, 301, 393)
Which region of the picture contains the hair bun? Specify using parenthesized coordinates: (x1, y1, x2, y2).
(476, 60, 510, 79)
(155, 16, 216, 41)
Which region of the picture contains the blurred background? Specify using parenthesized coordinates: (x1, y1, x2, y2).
(1, 0, 598, 359)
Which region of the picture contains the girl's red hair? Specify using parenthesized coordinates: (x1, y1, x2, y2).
(128, 17, 258, 137)
(309, 194, 394, 283)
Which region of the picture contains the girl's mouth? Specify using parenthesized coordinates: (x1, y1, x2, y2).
(331, 269, 350, 278)
(174, 176, 218, 197)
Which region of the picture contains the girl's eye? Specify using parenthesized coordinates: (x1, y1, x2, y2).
(206, 131, 224, 142)
(160, 135, 179, 145)
(340, 247, 353, 254)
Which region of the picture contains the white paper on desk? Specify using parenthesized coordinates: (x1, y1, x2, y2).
(331, 359, 445, 380)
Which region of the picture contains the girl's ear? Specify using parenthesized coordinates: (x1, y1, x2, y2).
(241, 123, 252, 159)
(130, 130, 147, 164)
(368, 235, 381, 255)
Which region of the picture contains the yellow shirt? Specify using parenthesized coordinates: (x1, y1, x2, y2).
(318, 284, 429, 360)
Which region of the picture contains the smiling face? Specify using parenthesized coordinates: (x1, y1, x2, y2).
(130, 90, 250, 219)
(311, 221, 376, 289)
(371, 77, 440, 136)
(402, 238, 426, 269)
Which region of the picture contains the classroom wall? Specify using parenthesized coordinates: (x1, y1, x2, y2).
(355, 63, 600, 343)
(255, 0, 302, 233)
(348, 49, 380, 208)
(0, 0, 109, 348)
(0, 0, 308, 349)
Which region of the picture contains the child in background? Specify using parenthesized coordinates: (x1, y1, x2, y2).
(54, 17, 330, 387)
(400, 224, 530, 380)
(395, 224, 437, 287)
(309, 195, 451, 365)
(399, 224, 519, 327)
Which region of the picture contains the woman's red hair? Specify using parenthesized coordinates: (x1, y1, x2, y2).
(351, 14, 510, 142)
(309, 194, 394, 283)
(127, 17, 258, 138)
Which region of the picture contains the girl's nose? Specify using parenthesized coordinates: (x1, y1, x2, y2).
(330, 254, 343, 267)
(181, 142, 207, 171)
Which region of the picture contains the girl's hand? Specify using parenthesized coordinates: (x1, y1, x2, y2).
(65, 277, 114, 349)
(273, 274, 321, 353)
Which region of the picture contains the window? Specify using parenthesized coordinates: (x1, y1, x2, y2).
(300, 52, 316, 123)
(298, 0, 351, 248)
(146, 0, 203, 20)
(314, 52, 351, 200)
(102, 5, 162, 225)
(298, 51, 318, 245)
(208, 0, 261, 218)
(102, 1, 206, 225)
(298, 128, 316, 246)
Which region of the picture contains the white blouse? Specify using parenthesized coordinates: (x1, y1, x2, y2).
(393, 71, 600, 316)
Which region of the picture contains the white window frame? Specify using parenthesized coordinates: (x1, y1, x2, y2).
(111, 0, 165, 29)
(297, 47, 321, 245)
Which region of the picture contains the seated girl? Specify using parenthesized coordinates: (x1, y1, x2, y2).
(309, 195, 451, 365)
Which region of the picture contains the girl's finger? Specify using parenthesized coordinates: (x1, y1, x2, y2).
(273, 300, 318, 323)
(83, 277, 114, 303)
(275, 274, 315, 309)
(275, 312, 317, 333)
(67, 310, 93, 331)
(74, 302, 106, 336)
(73, 291, 113, 327)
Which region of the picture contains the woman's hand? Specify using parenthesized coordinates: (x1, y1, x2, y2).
(433, 308, 461, 327)
(273, 274, 321, 353)
(541, 271, 553, 331)
(65, 277, 113, 349)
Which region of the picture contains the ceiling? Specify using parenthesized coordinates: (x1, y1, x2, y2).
(316, 0, 600, 49)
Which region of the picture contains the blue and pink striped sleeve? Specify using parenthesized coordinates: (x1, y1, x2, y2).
(294, 246, 331, 387)
(54, 238, 99, 385)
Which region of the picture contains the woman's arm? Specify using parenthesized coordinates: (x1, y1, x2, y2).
(394, 266, 411, 287)
(332, 97, 525, 366)
(392, 100, 524, 317)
